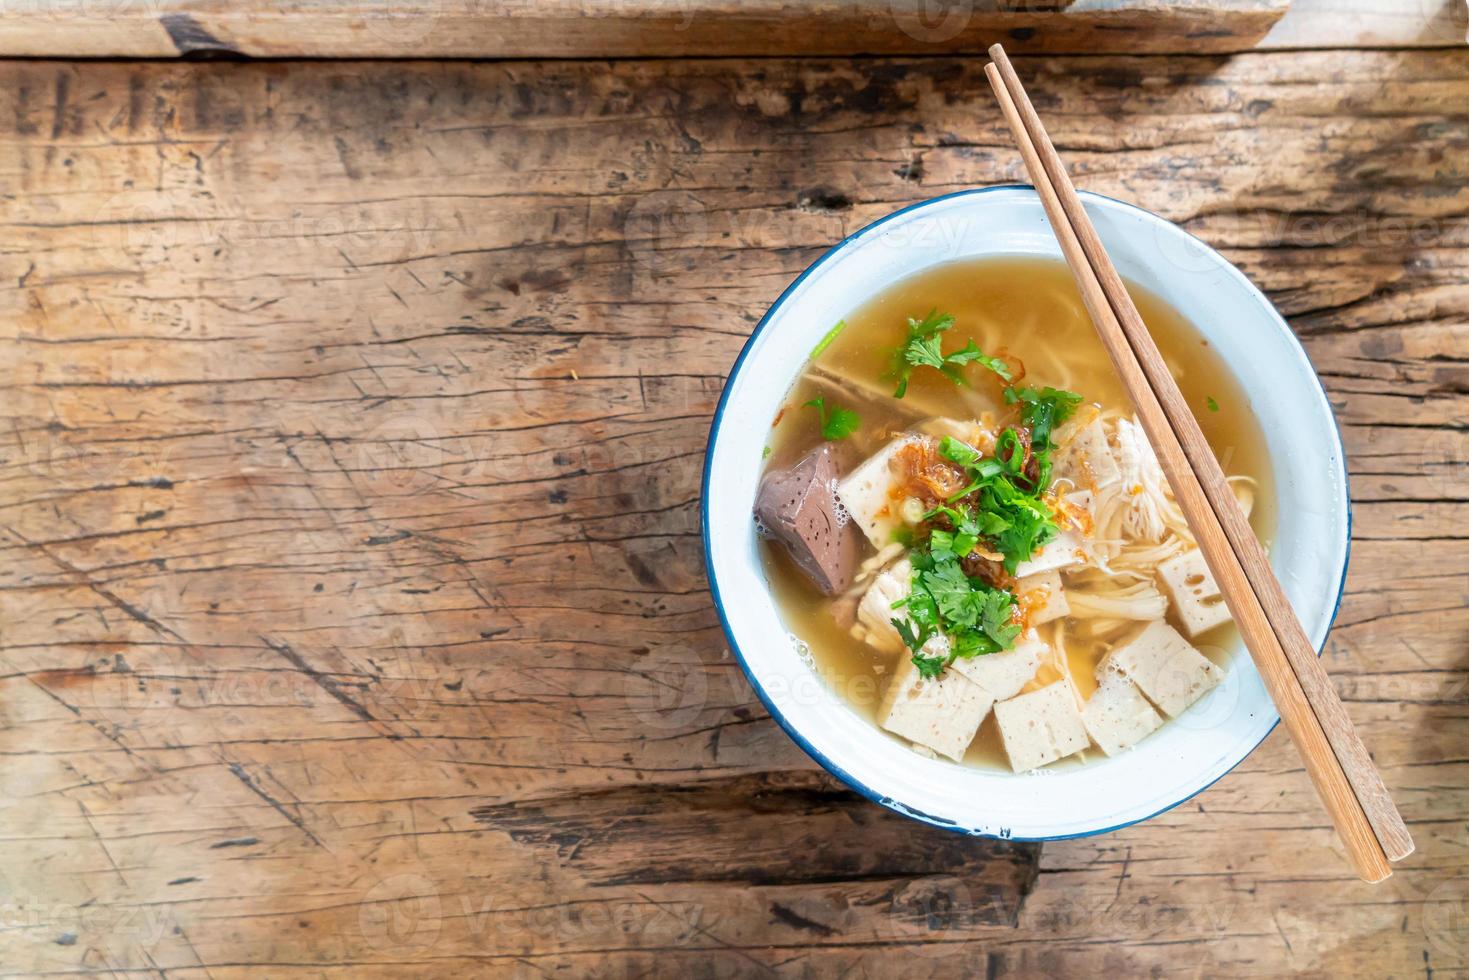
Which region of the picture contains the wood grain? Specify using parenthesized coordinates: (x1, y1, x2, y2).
(0, 51, 1466, 975)
(0, 0, 1289, 59)
(1260, 0, 1469, 49)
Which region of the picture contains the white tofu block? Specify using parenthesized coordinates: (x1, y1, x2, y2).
(1059, 417, 1121, 489)
(1081, 669, 1164, 756)
(949, 629, 1045, 700)
(857, 559, 912, 655)
(1016, 570, 1069, 627)
(994, 681, 1090, 772)
(877, 652, 993, 762)
(1065, 488, 1094, 512)
(836, 436, 919, 547)
(1014, 529, 1086, 577)
(1158, 549, 1232, 637)
(1102, 620, 1225, 718)
(916, 416, 977, 443)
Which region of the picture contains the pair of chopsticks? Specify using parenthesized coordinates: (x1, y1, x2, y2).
(984, 45, 1413, 882)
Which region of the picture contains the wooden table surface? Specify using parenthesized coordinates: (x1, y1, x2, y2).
(1, 40, 1466, 980)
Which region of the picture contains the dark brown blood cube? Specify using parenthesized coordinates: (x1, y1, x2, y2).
(755, 445, 862, 596)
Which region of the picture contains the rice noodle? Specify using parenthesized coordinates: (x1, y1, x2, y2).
(1065, 581, 1169, 621)
(851, 541, 904, 589)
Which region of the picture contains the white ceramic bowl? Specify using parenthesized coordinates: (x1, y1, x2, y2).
(702, 186, 1349, 840)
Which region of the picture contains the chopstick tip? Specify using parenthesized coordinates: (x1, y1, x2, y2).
(988, 42, 1008, 63)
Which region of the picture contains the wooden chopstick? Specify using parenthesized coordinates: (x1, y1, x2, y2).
(984, 46, 1413, 882)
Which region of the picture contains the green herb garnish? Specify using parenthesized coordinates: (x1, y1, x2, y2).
(887, 309, 1010, 398)
(810, 319, 847, 360)
(1003, 385, 1083, 488)
(934, 435, 1062, 574)
(1206, 396, 1220, 412)
(803, 397, 861, 441)
(891, 546, 1021, 679)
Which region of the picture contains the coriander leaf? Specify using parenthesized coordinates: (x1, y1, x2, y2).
(823, 407, 860, 440)
(919, 559, 977, 628)
(902, 334, 948, 371)
(1003, 385, 1083, 493)
(952, 628, 1003, 659)
(892, 617, 929, 654)
(911, 652, 949, 680)
(908, 308, 955, 339)
(899, 332, 1009, 392)
(977, 589, 1021, 648)
(887, 309, 956, 398)
(803, 397, 861, 441)
(893, 528, 1026, 679)
(1206, 395, 1220, 412)
(944, 340, 1013, 381)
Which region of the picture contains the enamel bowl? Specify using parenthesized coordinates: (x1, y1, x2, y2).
(701, 186, 1349, 840)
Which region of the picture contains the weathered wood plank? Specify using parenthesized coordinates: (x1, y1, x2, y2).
(1261, 0, 1469, 49)
(0, 51, 1465, 975)
(0, 0, 1288, 58)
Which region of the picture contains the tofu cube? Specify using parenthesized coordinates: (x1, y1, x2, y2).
(877, 653, 993, 762)
(949, 630, 1045, 700)
(856, 559, 912, 654)
(1016, 569, 1069, 627)
(1059, 417, 1121, 489)
(837, 436, 919, 547)
(1081, 669, 1164, 756)
(1158, 549, 1232, 637)
(994, 681, 1090, 772)
(916, 416, 981, 444)
(1102, 620, 1224, 718)
(1014, 529, 1086, 577)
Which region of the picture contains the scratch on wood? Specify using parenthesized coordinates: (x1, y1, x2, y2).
(226, 762, 325, 848)
(261, 636, 377, 724)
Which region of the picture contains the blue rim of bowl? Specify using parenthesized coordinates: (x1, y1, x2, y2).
(700, 184, 1352, 841)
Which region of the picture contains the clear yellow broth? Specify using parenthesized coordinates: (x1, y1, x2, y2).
(759, 255, 1276, 771)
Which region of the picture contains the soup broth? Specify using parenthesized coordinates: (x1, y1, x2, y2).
(757, 256, 1275, 771)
